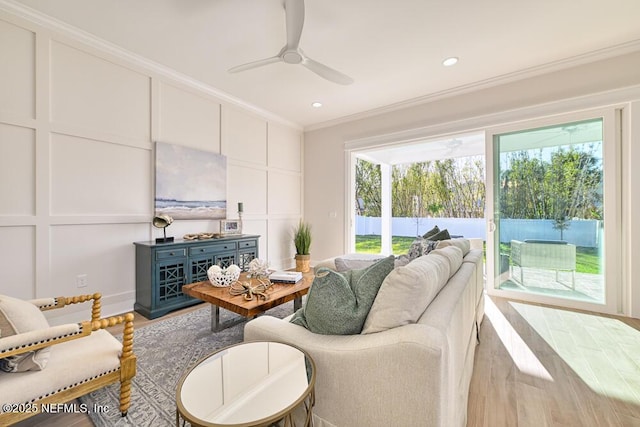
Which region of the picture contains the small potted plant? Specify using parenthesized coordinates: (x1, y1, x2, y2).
(293, 220, 312, 273)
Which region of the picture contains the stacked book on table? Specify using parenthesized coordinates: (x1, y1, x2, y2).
(269, 270, 303, 284)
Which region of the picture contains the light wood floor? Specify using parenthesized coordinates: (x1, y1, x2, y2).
(14, 297, 640, 427)
(468, 296, 640, 427)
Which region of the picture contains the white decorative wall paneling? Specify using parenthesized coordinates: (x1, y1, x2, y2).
(0, 8, 304, 323)
(157, 81, 221, 152)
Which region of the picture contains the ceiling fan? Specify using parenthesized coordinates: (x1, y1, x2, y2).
(228, 0, 354, 85)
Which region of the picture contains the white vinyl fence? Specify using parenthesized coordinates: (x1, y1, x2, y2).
(355, 216, 601, 248)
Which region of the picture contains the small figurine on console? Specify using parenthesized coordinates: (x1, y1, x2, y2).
(152, 214, 174, 243)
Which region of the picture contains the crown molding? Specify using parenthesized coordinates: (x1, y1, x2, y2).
(344, 84, 640, 152)
(306, 39, 640, 133)
(0, 0, 303, 131)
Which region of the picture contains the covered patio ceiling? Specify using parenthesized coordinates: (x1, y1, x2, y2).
(356, 132, 485, 165)
(355, 118, 603, 166)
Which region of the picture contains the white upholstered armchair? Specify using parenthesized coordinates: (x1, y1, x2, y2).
(0, 293, 136, 425)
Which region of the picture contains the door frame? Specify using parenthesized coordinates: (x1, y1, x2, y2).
(484, 107, 623, 315)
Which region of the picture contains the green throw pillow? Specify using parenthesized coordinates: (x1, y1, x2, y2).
(428, 229, 451, 241)
(422, 225, 440, 239)
(290, 255, 395, 335)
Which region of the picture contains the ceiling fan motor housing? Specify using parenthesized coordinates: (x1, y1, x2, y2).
(283, 50, 303, 64)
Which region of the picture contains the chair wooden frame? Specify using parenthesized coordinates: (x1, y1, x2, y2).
(0, 293, 136, 425)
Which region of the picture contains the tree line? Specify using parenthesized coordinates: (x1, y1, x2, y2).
(355, 144, 602, 223)
(356, 157, 485, 218)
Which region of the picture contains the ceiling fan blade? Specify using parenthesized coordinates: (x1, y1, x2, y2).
(302, 57, 354, 85)
(228, 56, 282, 73)
(284, 0, 305, 49)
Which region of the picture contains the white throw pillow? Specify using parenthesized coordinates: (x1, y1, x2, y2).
(0, 295, 52, 372)
(362, 253, 450, 334)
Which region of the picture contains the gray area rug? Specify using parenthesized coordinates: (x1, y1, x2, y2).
(79, 302, 294, 426)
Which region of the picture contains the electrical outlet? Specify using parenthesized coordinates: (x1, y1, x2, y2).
(76, 274, 88, 288)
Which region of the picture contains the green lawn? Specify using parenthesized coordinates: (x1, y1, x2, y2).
(355, 235, 415, 255)
(355, 235, 601, 274)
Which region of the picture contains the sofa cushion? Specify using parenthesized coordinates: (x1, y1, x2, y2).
(429, 246, 464, 279)
(0, 329, 122, 405)
(290, 255, 395, 335)
(318, 253, 414, 272)
(335, 256, 384, 272)
(361, 253, 451, 334)
(336, 256, 414, 271)
(462, 248, 483, 266)
(0, 295, 51, 372)
(436, 238, 471, 256)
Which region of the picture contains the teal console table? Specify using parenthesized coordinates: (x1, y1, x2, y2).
(134, 234, 260, 319)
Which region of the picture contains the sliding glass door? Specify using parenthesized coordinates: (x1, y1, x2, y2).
(486, 109, 621, 313)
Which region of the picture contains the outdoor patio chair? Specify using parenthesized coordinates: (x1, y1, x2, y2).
(0, 293, 136, 424)
(510, 239, 576, 289)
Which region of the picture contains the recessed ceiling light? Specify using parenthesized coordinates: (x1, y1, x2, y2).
(442, 57, 459, 67)
(311, 102, 323, 108)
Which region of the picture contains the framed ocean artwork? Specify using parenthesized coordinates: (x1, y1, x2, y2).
(154, 141, 227, 220)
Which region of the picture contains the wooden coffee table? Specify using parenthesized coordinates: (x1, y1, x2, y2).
(183, 272, 313, 332)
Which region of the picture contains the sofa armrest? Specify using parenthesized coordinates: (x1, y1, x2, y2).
(0, 312, 135, 360)
(246, 315, 446, 350)
(91, 313, 135, 356)
(26, 297, 58, 310)
(0, 323, 85, 358)
(92, 313, 136, 379)
(35, 293, 103, 322)
(244, 316, 449, 426)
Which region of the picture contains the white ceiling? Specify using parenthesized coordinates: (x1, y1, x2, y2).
(10, 0, 640, 129)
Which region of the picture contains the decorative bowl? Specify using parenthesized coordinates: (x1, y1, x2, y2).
(207, 264, 241, 287)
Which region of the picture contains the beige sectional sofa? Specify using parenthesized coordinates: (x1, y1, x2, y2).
(244, 239, 484, 427)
